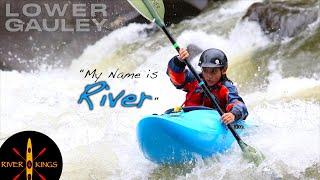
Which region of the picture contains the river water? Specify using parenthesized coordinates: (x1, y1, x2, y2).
(1, 1, 319, 179)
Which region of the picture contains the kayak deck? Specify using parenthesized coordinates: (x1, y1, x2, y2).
(137, 108, 246, 164)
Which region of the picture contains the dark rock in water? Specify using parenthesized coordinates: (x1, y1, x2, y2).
(242, 1, 319, 38)
(164, 0, 208, 25)
(0, 0, 209, 71)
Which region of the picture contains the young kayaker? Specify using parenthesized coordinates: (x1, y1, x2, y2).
(167, 48, 248, 125)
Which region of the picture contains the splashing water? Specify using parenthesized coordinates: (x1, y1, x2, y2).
(1, 1, 319, 179)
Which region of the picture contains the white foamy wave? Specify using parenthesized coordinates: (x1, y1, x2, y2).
(245, 60, 320, 105)
(179, 100, 320, 179)
(219, 0, 262, 15)
(70, 23, 150, 70)
(1, 0, 319, 178)
(246, 76, 320, 105)
(250, 100, 320, 168)
(0, 70, 129, 178)
(176, 19, 270, 63)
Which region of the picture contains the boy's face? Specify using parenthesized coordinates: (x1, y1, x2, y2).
(202, 67, 227, 86)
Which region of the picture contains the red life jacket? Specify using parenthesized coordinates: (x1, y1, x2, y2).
(167, 56, 248, 120)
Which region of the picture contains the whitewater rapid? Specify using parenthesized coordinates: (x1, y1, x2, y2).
(1, 0, 319, 179)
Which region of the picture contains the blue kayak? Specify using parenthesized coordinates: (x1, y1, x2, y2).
(136, 106, 246, 164)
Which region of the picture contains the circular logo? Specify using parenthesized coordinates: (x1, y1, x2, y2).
(215, 59, 220, 64)
(0, 131, 63, 180)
